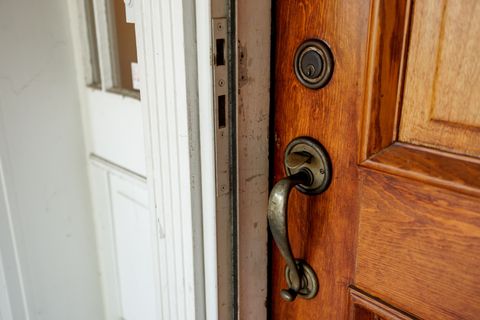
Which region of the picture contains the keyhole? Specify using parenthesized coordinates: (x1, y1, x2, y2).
(294, 39, 334, 89)
(305, 65, 316, 77)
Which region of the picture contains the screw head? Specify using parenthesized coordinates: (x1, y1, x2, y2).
(218, 79, 225, 87)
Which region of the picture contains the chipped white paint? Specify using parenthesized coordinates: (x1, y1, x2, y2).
(92, 0, 119, 89)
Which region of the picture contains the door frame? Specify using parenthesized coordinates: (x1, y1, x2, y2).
(134, 0, 210, 318)
(235, 0, 271, 319)
(123, 0, 272, 319)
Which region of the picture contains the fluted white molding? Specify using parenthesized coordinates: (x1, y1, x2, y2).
(135, 0, 212, 319)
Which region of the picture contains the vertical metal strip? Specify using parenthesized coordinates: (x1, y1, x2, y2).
(212, 0, 236, 317)
(227, 0, 238, 318)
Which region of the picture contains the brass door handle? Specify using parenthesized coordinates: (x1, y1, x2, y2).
(268, 170, 316, 302)
(267, 137, 332, 302)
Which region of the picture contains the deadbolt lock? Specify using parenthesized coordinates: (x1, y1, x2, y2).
(294, 39, 334, 89)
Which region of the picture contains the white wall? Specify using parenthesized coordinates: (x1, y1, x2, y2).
(0, 0, 104, 319)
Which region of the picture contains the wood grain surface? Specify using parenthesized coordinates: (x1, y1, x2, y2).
(360, 0, 411, 160)
(271, 0, 480, 319)
(356, 170, 480, 319)
(399, 0, 480, 157)
(271, 1, 370, 319)
(350, 288, 417, 320)
(364, 142, 480, 197)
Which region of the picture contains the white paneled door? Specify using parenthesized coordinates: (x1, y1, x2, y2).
(89, 158, 158, 320)
(0, 0, 211, 319)
(68, 0, 161, 319)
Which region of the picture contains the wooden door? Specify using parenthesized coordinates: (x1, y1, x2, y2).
(270, 1, 480, 319)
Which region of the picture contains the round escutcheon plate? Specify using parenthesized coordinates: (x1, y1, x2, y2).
(284, 259, 319, 300)
(284, 136, 332, 195)
(294, 39, 334, 89)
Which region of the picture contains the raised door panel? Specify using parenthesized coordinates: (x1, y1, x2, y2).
(399, 0, 480, 157)
(89, 160, 159, 320)
(109, 174, 157, 320)
(356, 170, 480, 319)
(356, 0, 480, 319)
(350, 289, 416, 320)
(86, 90, 146, 176)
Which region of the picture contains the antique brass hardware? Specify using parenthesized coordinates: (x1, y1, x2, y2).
(268, 137, 332, 302)
(294, 39, 334, 89)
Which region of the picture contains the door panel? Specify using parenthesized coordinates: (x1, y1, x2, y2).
(86, 89, 146, 176)
(271, 0, 480, 319)
(350, 289, 415, 320)
(356, 170, 480, 319)
(89, 159, 157, 320)
(69, 0, 157, 318)
(398, 0, 480, 157)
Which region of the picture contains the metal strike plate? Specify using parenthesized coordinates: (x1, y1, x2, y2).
(212, 18, 230, 195)
(294, 39, 334, 89)
(284, 137, 332, 195)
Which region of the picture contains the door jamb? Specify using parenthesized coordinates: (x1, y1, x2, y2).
(134, 0, 272, 318)
(235, 0, 271, 319)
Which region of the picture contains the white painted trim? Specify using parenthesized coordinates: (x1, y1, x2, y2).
(74, 0, 96, 86)
(135, 0, 211, 319)
(93, 0, 119, 90)
(89, 154, 146, 183)
(195, 0, 218, 318)
(66, 0, 94, 154)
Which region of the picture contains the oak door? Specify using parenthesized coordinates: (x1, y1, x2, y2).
(270, 0, 480, 319)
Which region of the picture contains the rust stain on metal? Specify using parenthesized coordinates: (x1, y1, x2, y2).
(238, 41, 250, 88)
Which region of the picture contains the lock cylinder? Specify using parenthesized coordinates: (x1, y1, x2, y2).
(294, 39, 334, 89)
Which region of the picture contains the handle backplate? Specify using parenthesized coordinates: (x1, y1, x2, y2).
(284, 137, 332, 195)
